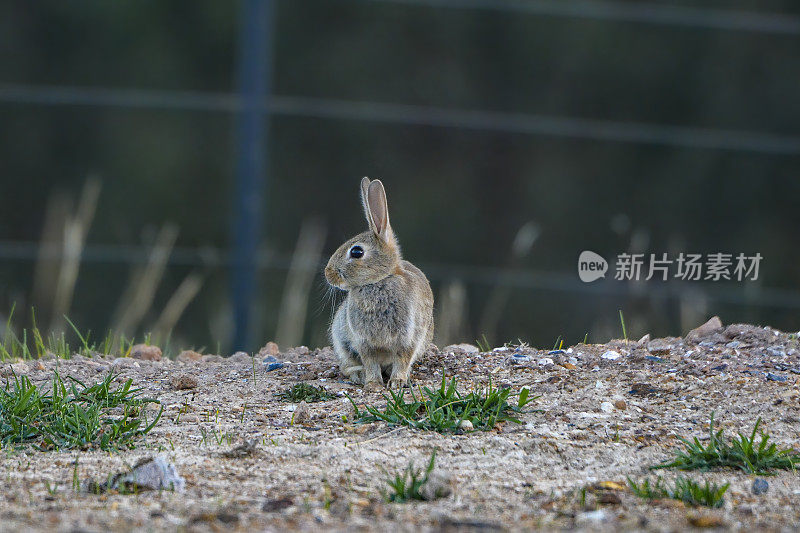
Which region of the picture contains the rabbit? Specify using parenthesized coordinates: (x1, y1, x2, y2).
(324, 177, 434, 391)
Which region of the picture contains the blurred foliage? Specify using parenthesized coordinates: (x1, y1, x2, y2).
(0, 0, 798, 352)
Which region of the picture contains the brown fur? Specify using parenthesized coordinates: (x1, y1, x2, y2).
(325, 178, 434, 389)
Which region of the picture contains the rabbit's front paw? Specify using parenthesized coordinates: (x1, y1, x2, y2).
(365, 380, 383, 392)
(387, 376, 409, 390)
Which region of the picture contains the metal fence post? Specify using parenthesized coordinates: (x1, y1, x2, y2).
(231, 0, 274, 351)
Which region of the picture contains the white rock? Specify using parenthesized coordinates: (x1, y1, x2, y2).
(458, 419, 474, 431)
(601, 350, 621, 360)
(442, 343, 480, 354)
(600, 401, 614, 413)
(576, 509, 607, 525)
(537, 358, 554, 366)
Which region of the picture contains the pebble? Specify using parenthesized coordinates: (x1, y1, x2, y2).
(458, 419, 474, 431)
(443, 343, 480, 354)
(614, 400, 627, 410)
(266, 362, 284, 371)
(766, 373, 787, 382)
(292, 401, 310, 426)
(260, 341, 280, 357)
(767, 346, 786, 357)
(108, 456, 184, 492)
(418, 469, 453, 500)
(262, 498, 293, 512)
(172, 374, 198, 390)
(752, 478, 769, 495)
(647, 340, 672, 355)
(229, 351, 251, 363)
(537, 358, 554, 366)
(686, 316, 723, 342)
(600, 402, 614, 413)
(177, 350, 203, 363)
(601, 350, 621, 361)
(130, 344, 162, 361)
(687, 514, 724, 528)
(575, 510, 607, 525)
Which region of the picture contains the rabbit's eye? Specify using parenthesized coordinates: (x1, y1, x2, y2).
(349, 245, 364, 259)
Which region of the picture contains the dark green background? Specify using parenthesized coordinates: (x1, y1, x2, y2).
(1, 1, 798, 352)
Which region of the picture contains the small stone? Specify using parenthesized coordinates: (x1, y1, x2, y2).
(229, 351, 251, 363)
(766, 373, 787, 382)
(266, 362, 284, 371)
(562, 363, 576, 370)
(260, 341, 280, 357)
(130, 344, 162, 361)
(752, 478, 769, 495)
(647, 340, 673, 355)
(221, 439, 258, 458)
(687, 514, 724, 528)
(600, 402, 614, 413)
(613, 400, 627, 410)
(418, 470, 453, 501)
(576, 509, 607, 525)
(177, 350, 203, 363)
(686, 316, 723, 343)
(172, 374, 198, 390)
(201, 354, 224, 363)
(262, 498, 293, 512)
(597, 492, 621, 505)
(601, 350, 621, 361)
(637, 334, 651, 344)
(292, 401, 310, 426)
(538, 358, 554, 366)
(767, 346, 786, 357)
(458, 419, 474, 431)
(287, 346, 310, 357)
(442, 343, 480, 354)
(108, 456, 184, 493)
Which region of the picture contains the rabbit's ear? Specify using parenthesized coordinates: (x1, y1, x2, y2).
(365, 179, 392, 242)
(360, 177, 376, 233)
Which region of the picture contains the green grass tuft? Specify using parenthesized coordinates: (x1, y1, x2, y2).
(384, 450, 445, 503)
(0, 370, 162, 451)
(652, 413, 799, 475)
(475, 334, 491, 353)
(347, 376, 537, 434)
(1, 305, 165, 361)
(628, 476, 729, 508)
(276, 383, 337, 403)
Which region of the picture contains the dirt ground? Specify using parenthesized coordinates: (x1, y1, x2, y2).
(2, 319, 800, 532)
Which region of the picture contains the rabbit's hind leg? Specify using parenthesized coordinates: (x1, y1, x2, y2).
(388, 342, 424, 389)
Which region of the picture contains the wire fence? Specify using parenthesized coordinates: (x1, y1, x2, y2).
(1, 83, 799, 155)
(2, 0, 798, 345)
(3, 240, 800, 311)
